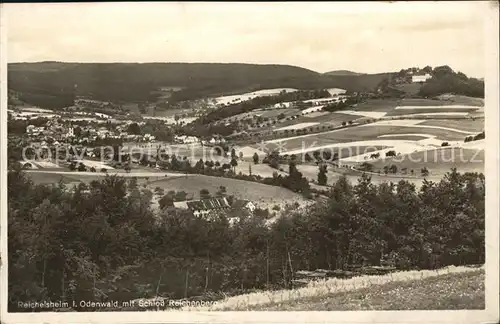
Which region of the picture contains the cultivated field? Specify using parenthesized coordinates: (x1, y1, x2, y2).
(392, 83, 422, 95)
(262, 124, 472, 153)
(276, 122, 320, 131)
(75, 160, 115, 170)
(254, 108, 300, 119)
(350, 98, 482, 116)
(149, 174, 309, 209)
(26, 171, 82, 185)
(233, 162, 288, 178)
(326, 88, 347, 96)
(181, 265, 484, 311)
(221, 108, 300, 123)
(340, 110, 388, 119)
(436, 94, 484, 106)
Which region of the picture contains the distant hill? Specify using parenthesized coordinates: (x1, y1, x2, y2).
(8, 62, 393, 109)
(323, 70, 364, 76)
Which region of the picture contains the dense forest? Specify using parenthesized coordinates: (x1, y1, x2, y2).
(418, 66, 484, 98)
(8, 162, 484, 311)
(8, 62, 391, 109)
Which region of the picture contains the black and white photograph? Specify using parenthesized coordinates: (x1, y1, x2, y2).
(0, 2, 499, 323)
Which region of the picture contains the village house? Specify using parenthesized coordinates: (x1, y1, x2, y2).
(174, 135, 199, 144)
(173, 197, 231, 217)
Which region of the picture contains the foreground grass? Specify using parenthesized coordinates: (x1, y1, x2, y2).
(180, 265, 483, 311)
(242, 270, 484, 311)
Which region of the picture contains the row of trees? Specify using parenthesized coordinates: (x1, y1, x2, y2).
(197, 89, 330, 125)
(8, 166, 484, 311)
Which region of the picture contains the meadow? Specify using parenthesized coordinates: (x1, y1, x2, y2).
(376, 135, 430, 141)
(256, 108, 300, 119)
(350, 99, 400, 112)
(419, 119, 484, 133)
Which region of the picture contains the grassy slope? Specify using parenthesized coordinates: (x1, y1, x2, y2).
(8, 62, 392, 107)
(241, 269, 484, 311)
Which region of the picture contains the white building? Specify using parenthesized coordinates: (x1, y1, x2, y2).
(412, 73, 432, 83)
(175, 135, 199, 144)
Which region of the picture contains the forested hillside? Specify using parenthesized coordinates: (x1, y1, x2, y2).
(8, 164, 484, 311)
(419, 66, 484, 98)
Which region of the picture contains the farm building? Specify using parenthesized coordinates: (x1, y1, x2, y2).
(301, 106, 325, 115)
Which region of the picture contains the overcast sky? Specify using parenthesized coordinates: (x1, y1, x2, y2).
(3, 1, 490, 77)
